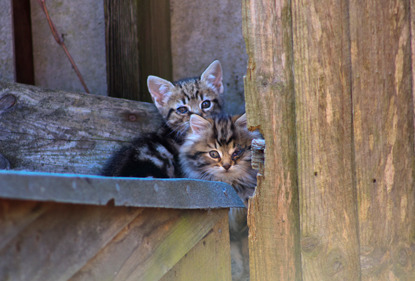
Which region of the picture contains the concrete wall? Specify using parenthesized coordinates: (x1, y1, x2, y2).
(170, 0, 247, 114)
(16, 0, 246, 111)
(30, 0, 107, 95)
(0, 0, 15, 82)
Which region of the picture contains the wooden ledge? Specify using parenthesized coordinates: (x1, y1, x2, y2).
(0, 170, 244, 209)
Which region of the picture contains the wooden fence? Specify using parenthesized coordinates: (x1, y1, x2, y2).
(244, 0, 415, 280)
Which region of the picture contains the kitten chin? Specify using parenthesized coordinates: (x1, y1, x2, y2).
(179, 113, 261, 204)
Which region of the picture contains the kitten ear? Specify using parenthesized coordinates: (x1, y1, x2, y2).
(200, 60, 224, 94)
(147, 75, 175, 107)
(190, 114, 211, 135)
(234, 113, 247, 128)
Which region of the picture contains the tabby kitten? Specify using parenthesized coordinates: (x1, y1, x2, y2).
(179, 113, 261, 281)
(102, 60, 224, 178)
(179, 113, 259, 205)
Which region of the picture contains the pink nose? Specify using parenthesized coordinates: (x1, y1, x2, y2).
(223, 164, 231, 171)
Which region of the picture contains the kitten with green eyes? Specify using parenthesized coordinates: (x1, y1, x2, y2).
(179, 113, 262, 280)
(102, 60, 224, 178)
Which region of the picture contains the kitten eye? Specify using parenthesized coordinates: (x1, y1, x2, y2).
(201, 100, 211, 109)
(209, 150, 220, 159)
(176, 106, 188, 114)
(231, 150, 242, 160)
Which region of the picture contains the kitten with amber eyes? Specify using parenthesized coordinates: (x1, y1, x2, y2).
(102, 60, 224, 178)
(179, 113, 261, 281)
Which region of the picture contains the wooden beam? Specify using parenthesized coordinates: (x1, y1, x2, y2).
(350, 0, 415, 279)
(12, 0, 34, 85)
(105, 0, 172, 102)
(0, 170, 244, 209)
(0, 81, 162, 174)
(137, 0, 172, 98)
(242, 0, 302, 280)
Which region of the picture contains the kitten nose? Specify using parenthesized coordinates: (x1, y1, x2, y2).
(223, 163, 231, 171)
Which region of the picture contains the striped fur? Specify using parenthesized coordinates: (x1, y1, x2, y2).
(102, 61, 224, 177)
(179, 113, 262, 280)
(180, 113, 261, 205)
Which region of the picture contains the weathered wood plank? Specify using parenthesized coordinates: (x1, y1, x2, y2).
(0, 200, 50, 251)
(0, 170, 244, 209)
(12, 0, 35, 85)
(0, 199, 141, 281)
(0, 81, 163, 174)
(160, 210, 231, 281)
(350, 0, 415, 279)
(68, 209, 228, 281)
(105, 0, 142, 101)
(137, 0, 172, 100)
(104, 0, 171, 102)
(291, 0, 361, 280)
(242, 0, 302, 280)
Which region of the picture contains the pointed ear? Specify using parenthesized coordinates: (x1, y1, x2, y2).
(147, 75, 175, 106)
(200, 60, 223, 94)
(234, 113, 247, 128)
(190, 114, 211, 135)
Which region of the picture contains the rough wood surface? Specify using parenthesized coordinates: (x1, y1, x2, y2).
(0, 170, 244, 209)
(243, 0, 302, 280)
(12, 0, 35, 85)
(105, 0, 171, 102)
(292, 1, 361, 280)
(160, 211, 231, 281)
(68, 208, 228, 281)
(137, 0, 172, 98)
(350, 1, 415, 280)
(0, 81, 163, 174)
(0, 199, 141, 281)
(0, 199, 231, 281)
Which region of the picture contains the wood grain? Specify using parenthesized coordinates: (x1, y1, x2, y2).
(0, 81, 163, 174)
(292, 0, 361, 280)
(242, 0, 302, 280)
(350, 0, 415, 279)
(104, 0, 172, 102)
(0, 199, 141, 281)
(68, 209, 227, 281)
(160, 209, 231, 281)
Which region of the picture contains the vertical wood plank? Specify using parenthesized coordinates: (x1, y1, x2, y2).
(137, 0, 172, 99)
(12, 0, 35, 85)
(242, 0, 302, 280)
(105, 0, 171, 102)
(105, 0, 141, 101)
(350, 0, 415, 279)
(160, 209, 232, 281)
(292, 0, 361, 280)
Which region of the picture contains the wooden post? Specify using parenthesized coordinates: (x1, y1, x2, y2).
(243, 0, 302, 280)
(292, 0, 361, 280)
(105, 0, 172, 102)
(350, 0, 415, 279)
(12, 0, 34, 85)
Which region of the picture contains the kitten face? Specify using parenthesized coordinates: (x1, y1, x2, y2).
(180, 114, 260, 191)
(147, 60, 224, 137)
